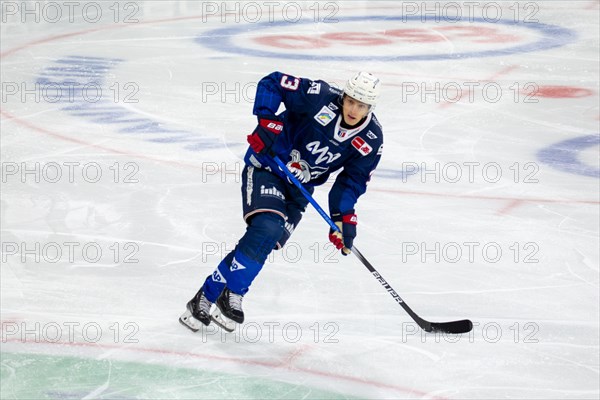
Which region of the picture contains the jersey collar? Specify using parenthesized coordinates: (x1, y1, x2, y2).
(333, 113, 372, 143)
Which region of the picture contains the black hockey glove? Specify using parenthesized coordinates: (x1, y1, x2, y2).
(328, 211, 357, 256)
(247, 115, 283, 155)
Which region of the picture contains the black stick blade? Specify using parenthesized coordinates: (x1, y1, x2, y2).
(428, 319, 473, 334)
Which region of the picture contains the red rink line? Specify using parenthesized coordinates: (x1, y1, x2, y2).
(370, 187, 600, 215)
(2, 336, 446, 399)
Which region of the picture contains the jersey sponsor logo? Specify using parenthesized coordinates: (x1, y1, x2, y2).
(307, 82, 321, 94)
(366, 130, 378, 139)
(351, 137, 373, 156)
(306, 141, 341, 164)
(260, 185, 285, 201)
(377, 144, 383, 155)
(328, 102, 338, 111)
(314, 105, 336, 126)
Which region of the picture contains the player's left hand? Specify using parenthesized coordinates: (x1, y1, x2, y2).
(247, 115, 283, 155)
(329, 211, 357, 256)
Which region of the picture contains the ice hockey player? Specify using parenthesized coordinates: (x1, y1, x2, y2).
(180, 71, 383, 332)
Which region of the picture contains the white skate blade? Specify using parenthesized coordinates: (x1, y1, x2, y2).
(210, 307, 236, 333)
(179, 309, 202, 332)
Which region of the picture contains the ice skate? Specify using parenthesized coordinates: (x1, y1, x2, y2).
(210, 288, 244, 333)
(179, 287, 212, 332)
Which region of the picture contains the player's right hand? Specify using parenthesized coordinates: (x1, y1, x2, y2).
(247, 116, 283, 155)
(329, 211, 357, 256)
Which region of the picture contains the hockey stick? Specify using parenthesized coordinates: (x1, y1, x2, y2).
(273, 156, 473, 334)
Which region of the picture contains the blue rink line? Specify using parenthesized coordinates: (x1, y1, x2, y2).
(35, 56, 235, 151)
(537, 134, 600, 178)
(195, 16, 577, 61)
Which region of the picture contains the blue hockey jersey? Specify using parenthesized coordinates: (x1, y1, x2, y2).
(244, 71, 383, 215)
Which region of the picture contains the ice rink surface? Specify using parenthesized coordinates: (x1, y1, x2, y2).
(1, 1, 599, 398)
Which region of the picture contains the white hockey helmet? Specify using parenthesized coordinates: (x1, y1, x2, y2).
(343, 71, 381, 108)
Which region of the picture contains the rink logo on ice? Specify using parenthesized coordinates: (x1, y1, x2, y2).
(537, 134, 600, 178)
(29, 56, 235, 152)
(197, 16, 577, 62)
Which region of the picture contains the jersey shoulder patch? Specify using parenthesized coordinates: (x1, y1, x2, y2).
(350, 118, 383, 157)
(307, 81, 321, 94)
(351, 137, 373, 156)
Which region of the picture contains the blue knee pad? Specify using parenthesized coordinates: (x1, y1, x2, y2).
(203, 212, 285, 298)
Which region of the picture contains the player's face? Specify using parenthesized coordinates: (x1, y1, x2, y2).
(342, 95, 371, 126)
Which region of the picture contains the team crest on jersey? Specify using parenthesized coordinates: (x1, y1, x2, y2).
(351, 137, 373, 156)
(306, 141, 341, 164)
(314, 105, 336, 126)
(307, 82, 321, 94)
